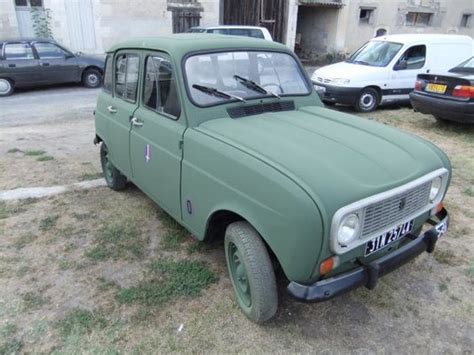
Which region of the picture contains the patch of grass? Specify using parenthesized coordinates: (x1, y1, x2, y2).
(58, 259, 75, 271)
(72, 212, 94, 221)
(39, 215, 60, 231)
(56, 309, 107, 338)
(21, 291, 48, 311)
(465, 265, 474, 279)
(0, 339, 22, 354)
(86, 220, 146, 261)
(7, 148, 21, 153)
(97, 277, 119, 292)
(438, 283, 448, 292)
(0, 201, 27, 220)
(24, 149, 46, 156)
(1, 322, 17, 338)
(433, 249, 457, 266)
(36, 155, 54, 162)
(13, 232, 37, 250)
(79, 172, 104, 181)
(186, 241, 209, 254)
(464, 186, 474, 197)
(158, 210, 188, 250)
(116, 259, 218, 306)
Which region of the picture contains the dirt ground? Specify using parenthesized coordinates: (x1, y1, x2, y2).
(0, 87, 473, 353)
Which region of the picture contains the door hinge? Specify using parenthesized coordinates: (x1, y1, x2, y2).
(179, 140, 184, 150)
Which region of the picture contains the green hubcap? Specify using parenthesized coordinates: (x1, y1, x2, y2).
(228, 242, 251, 307)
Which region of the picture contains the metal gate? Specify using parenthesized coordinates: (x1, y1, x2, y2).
(222, 0, 286, 42)
(65, 0, 97, 52)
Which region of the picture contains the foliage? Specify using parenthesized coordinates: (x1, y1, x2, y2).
(30, 7, 53, 39)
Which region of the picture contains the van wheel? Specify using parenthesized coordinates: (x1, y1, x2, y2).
(82, 68, 102, 88)
(225, 221, 277, 323)
(355, 87, 379, 112)
(100, 143, 127, 190)
(0, 79, 14, 97)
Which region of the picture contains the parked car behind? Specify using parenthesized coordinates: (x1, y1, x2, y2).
(95, 34, 451, 323)
(187, 25, 273, 41)
(410, 57, 474, 124)
(311, 34, 473, 112)
(0, 38, 105, 96)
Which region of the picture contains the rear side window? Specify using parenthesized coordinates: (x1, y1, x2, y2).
(34, 42, 66, 59)
(103, 55, 113, 93)
(115, 53, 139, 102)
(249, 29, 264, 39)
(143, 55, 181, 119)
(4, 43, 34, 60)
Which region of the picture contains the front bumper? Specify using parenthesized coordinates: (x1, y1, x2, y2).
(288, 208, 449, 302)
(313, 82, 361, 105)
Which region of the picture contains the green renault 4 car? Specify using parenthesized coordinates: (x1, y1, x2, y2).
(94, 34, 450, 323)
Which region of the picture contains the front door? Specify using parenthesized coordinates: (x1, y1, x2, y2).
(389, 44, 427, 97)
(130, 52, 185, 220)
(2, 42, 41, 86)
(107, 52, 141, 177)
(33, 42, 79, 84)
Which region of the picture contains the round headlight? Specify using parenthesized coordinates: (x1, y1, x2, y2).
(429, 176, 442, 201)
(337, 213, 360, 246)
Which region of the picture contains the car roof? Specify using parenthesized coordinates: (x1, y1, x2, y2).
(0, 38, 56, 43)
(107, 34, 286, 57)
(372, 33, 473, 45)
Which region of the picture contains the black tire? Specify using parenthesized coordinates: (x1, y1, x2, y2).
(0, 78, 14, 97)
(355, 87, 379, 112)
(100, 143, 127, 190)
(224, 221, 278, 323)
(82, 68, 102, 88)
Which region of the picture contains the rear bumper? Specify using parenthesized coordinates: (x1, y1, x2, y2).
(288, 208, 449, 302)
(410, 91, 474, 123)
(313, 82, 361, 105)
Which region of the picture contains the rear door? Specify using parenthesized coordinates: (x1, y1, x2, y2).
(129, 52, 185, 220)
(2, 42, 41, 86)
(33, 42, 79, 84)
(106, 51, 141, 177)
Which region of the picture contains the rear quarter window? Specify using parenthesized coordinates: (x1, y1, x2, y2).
(103, 54, 113, 93)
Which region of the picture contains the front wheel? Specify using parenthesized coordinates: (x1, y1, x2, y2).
(82, 68, 102, 88)
(225, 221, 278, 323)
(100, 143, 127, 190)
(0, 78, 14, 97)
(355, 87, 379, 112)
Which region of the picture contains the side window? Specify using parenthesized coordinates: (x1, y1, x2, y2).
(103, 54, 113, 93)
(228, 28, 250, 37)
(115, 53, 139, 102)
(34, 43, 66, 59)
(208, 29, 228, 34)
(249, 29, 264, 39)
(397, 45, 426, 70)
(4, 43, 34, 60)
(143, 55, 181, 119)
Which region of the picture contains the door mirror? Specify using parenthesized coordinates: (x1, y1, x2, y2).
(65, 52, 75, 59)
(394, 59, 408, 71)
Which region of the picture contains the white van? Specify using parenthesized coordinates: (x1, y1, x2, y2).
(187, 26, 273, 41)
(311, 34, 473, 111)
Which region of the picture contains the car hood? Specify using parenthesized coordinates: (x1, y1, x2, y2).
(196, 106, 447, 218)
(312, 61, 384, 81)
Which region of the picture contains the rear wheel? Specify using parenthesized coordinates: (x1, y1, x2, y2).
(0, 79, 14, 97)
(82, 68, 102, 88)
(355, 87, 379, 112)
(225, 221, 277, 323)
(100, 143, 127, 190)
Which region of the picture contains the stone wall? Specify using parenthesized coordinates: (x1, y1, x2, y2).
(0, 0, 19, 38)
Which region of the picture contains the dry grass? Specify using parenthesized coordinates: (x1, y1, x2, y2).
(0, 106, 473, 353)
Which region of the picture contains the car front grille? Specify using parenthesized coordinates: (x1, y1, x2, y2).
(361, 181, 431, 237)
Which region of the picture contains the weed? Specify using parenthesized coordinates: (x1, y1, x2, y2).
(7, 148, 21, 153)
(465, 265, 474, 279)
(13, 232, 37, 250)
(464, 186, 474, 197)
(0, 339, 22, 354)
(86, 220, 146, 261)
(116, 259, 217, 306)
(55, 309, 107, 338)
(79, 172, 104, 181)
(24, 150, 46, 156)
(97, 277, 119, 292)
(161, 232, 186, 250)
(21, 291, 48, 311)
(438, 283, 448, 292)
(36, 155, 54, 162)
(39, 215, 59, 231)
(1, 322, 17, 337)
(58, 259, 75, 271)
(158, 210, 188, 250)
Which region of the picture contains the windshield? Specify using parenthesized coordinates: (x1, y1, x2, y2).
(185, 51, 310, 106)
(449, 56, 474, 74)
(347, 41, 403, 67)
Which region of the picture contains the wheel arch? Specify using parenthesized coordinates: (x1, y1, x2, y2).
(363, 85, 382, 102)
(81, 65, 104, 78)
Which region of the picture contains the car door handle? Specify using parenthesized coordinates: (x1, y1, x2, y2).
(107, 106, 117, 114)
(8, 64, 16, 68)
(40, 62, 50, 66)
(131, 117, 143, 127)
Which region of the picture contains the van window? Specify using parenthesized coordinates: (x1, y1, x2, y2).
(143, 56, 181, 118)
(115, 53, 139, 102)
(397, 45, 426, 70)
(4, 43, 34, 60)
(103, 55, 113, 93)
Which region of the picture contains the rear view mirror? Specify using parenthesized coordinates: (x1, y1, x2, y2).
(394, 60, 408, 71)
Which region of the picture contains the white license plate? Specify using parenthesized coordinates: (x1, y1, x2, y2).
(365, 220, 414, 256)
(314, 85, 326, 94)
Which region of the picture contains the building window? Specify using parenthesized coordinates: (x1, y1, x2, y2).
(14, 0, 42, 6)
(359, 8, 374, 24)
(461, 14, 472, 28)
(406, 12, 433, 26)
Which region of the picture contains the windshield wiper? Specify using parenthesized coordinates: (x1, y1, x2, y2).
(192, 84, 246, 102)
(353, 60, 370, 66)
(233, 75, 280, 99)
